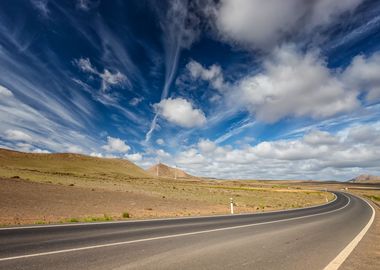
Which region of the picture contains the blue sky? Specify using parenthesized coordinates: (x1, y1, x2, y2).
(1, 0, 380, 180)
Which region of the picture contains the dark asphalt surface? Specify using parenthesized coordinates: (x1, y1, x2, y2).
(0, 192, 374, 270)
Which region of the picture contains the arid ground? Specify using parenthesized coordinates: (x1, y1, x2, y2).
(0, 149, 334, 226)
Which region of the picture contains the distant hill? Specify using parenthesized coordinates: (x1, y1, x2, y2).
(349, 174, 380, 183)
(0, 148, 150, 180)
(147, 163, 197, 179)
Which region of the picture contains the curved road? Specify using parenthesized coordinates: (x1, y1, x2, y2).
(0, 192, 374, 270)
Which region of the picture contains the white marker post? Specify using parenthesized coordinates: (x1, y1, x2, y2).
(230, 197, 234, 214)
(174, 164, 177, 180)
(156, 159, 160, 177)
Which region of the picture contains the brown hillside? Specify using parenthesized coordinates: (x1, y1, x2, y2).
(350, 174, 380, 183)
(0, 148, 150, 180)
(147, 163, 196, 179)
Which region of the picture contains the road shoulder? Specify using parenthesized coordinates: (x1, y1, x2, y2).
(340, 198, 380, 270)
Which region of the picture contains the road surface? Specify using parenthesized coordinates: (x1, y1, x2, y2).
(0, 192, 374, 270)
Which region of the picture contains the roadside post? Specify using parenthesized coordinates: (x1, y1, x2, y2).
(230, 197, 234, 214)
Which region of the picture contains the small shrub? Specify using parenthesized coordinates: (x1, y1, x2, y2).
(68, 218, 79, 223)
(122, 212, 130, 218)
(103, 214, 113, 221)
(35, 220, 46, 225)
(69, 183, 75, 186)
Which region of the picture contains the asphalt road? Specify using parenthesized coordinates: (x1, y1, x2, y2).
(0, 192, 374, 270)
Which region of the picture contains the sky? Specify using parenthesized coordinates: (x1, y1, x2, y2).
(1, 0, 380, 181)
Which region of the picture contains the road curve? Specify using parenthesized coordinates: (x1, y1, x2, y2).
(0, 192, 374, 270)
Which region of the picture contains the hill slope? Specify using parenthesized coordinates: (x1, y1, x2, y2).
(349, 174, 380, 183)
(147, 163, 196, 179)
(0, 148, 150, 181)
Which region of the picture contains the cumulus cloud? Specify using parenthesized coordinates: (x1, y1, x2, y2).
(186, 60, 225, 90)
(90, 152, 103, 158)
(215, 0, 363, 49)
(154, 98, 207, 128)
(74, 57, 127, 91)
(156, 149, 171, 158)
(343, 53, 380, 102)
(4, 129, 33, 142)
(13, 142, 49, 154)
(156, 138, 165, 145)
(125, 153, 143, 162)
(66, 145, 84, 154)
(198, 139, 217, 153)
(174, 123, 380, 180)
(101, 136, 130, 153)
(232, 46, 359, 122)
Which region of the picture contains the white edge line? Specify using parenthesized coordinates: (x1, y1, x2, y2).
(0, 193, 349, 262)
(323, 195, 376, 270)
(0, 191, 337, 231)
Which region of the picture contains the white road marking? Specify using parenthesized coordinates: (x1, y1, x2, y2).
(0, 194, 350, 262)
(323, 196, 375, 270)
(0, 192, 337, 231)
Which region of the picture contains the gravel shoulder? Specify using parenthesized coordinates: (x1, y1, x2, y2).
(340, 195, 380, 270)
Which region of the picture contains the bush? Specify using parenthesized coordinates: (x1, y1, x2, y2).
(122, 212, 130, 218)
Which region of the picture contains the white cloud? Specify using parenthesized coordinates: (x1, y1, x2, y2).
(177, 148, 206, 165)
(74, 57, 127, 91)
(66, 145, 84, 154)
(232, 46, 359, 122)
(75, 58, 97, 73)
(198, 139, 217, 153)
(129, 97, 143, 106)
(215, 0, 363, 49)
(154, 98, 207, 128)
(99, 70, 126, 91)
(303, 130, 339, 145)
(173, 122, 380, 180)
(90, 152, 103, 158)
(156, 149, 171, 158)
(156, 138, 165, 145)
(101, 136, 130, 153)
(343, 53, 380, 102)
(11, 142, 49, 154)
(0, 85, 13, 97)
(125, 153, 143, 162)
(32, 148, 50, 154)
(4, 130, 33, 142)
(186, 60, 225, 90)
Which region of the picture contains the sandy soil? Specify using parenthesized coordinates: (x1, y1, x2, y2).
(0, 178, 227, 225)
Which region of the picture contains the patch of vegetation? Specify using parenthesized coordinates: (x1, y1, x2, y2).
(122, 212, 130, 218)
(68, 217, 79, 223)
(365, 195, 380, 202)
(66, 214, 114, 223)
(34, 220, 46, 225)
